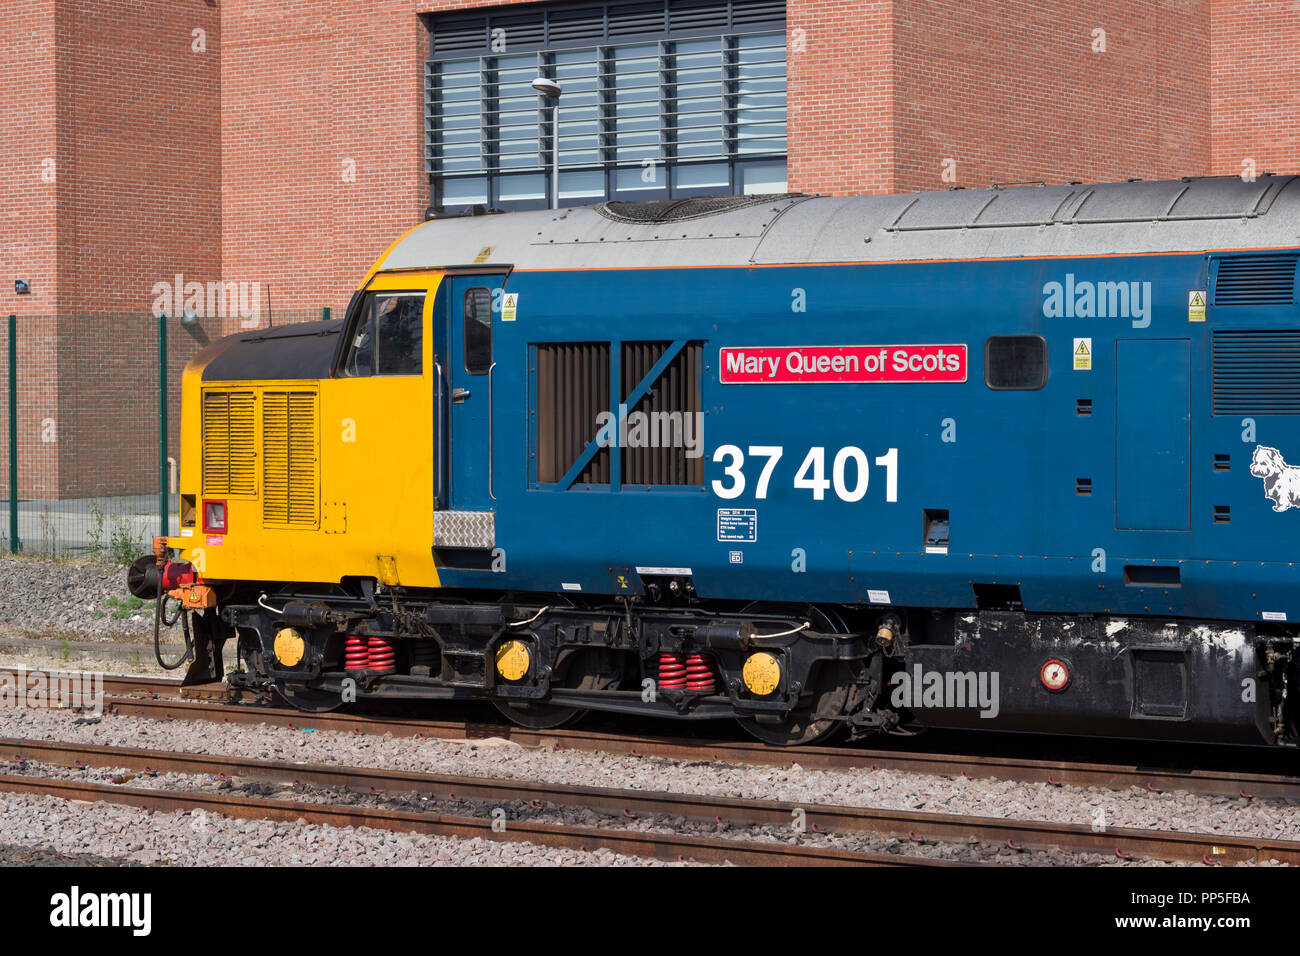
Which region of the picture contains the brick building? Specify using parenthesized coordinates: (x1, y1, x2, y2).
(0, 0, 1297, 497)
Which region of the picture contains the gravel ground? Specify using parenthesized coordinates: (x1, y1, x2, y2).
(0, 644, 167, 676)
(3, 757, 1189, 865)
(0, 555, 155, 642)
(1, 706, 1295, 852)
(0, 790, 679, 866)
(0, 842, 143, 866)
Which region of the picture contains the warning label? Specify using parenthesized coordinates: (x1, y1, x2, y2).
(717, 508, 757, 543)
(1188, 290, 1207, 323)
(501, 293, 519, 322)
(1073, 337, 1092, 371)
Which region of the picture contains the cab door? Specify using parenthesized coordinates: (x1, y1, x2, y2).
(443, 274, 501, 514)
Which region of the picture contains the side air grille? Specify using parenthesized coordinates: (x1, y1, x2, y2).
(1212, 331, 1300, 415)
(621, 341, 704, 486)
(535, 343, 611, 485)
(1212, 254, 1298, 307)
(262, 390, 319, 527)
(201, 390, 256, 497)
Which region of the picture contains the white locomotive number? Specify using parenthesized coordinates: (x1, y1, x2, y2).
(711, 445, 898, 503)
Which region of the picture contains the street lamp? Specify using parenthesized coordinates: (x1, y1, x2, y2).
(531, 76, 563, 209)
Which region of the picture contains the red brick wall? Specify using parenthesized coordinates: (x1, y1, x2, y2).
(1210, 0, 1300, 179)
(0, 3, 58, 498)
(0, 2, 219, 498)
(0, 0, 59, 318)
(786, 0, 894, 196)
(56, 1, 221, 498)
(56, 0, 222, 316)
(891, 0, 1211, 193)
(220, 0, 426, 313)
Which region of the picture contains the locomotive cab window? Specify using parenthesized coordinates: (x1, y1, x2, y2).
(463, 287, 493, 375)
(985, 335, 1048, 390)
(340, 292, 425, 377)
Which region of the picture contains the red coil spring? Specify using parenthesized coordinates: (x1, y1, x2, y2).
(343, 635, 370, 670)
(368, 636, 397, 673)
(656, 652, 688, 689)
(684, 653, 716, 694)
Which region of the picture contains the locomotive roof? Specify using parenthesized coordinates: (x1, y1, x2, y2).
(380, 174, 1300, 273)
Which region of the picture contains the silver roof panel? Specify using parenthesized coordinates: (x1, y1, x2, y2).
(377, 175, 1300, 273)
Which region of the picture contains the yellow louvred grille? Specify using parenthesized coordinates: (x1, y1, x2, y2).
(262, 390, 319, 527)
(201, 390, 256, 497)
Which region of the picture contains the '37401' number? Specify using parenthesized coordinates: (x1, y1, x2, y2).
(710, 445, 898, 503)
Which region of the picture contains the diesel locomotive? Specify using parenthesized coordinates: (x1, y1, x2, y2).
(130, 174, 1300, 747)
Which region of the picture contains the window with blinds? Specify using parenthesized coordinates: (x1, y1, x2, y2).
(426, 0, 787, 212)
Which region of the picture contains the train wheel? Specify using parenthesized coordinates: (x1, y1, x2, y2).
(735, 603, 852, 746)
(491, 647, 620, 730)
(492, 699, 586, 729)
(735, 664, 850, 746)
(274, 680, 345, 714)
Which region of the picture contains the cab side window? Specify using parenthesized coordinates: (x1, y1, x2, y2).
(985, 335, 1048, 390)
(341, 292, 425, 377)
(463, 287, 493, 375)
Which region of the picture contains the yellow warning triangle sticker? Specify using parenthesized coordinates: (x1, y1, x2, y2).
(1075, 340, 1090, 355)
(1190, 291, 1205, 307)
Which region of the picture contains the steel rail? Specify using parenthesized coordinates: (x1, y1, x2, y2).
(90, 682, 1300, 803)
(4, 736, 1294, 866)
(0, 770, 956, 868)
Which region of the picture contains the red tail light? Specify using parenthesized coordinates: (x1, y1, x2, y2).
(202, 499, 227, 534)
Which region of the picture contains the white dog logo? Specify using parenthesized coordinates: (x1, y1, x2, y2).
(1250, 445, 1300, 512)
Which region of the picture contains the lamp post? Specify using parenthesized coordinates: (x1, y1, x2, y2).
(530, 76, 563, 209)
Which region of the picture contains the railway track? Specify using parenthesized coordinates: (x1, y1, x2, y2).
(5, 736, 1295, 865)
(89, 674, 1300, 802)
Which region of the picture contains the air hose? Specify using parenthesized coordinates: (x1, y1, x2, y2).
(153, 590, 194, 671)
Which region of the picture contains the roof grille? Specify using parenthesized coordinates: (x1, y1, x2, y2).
(1212, 254, 1298, 307)
(1212, 331, 1300, 415)
(598, 193, 796, 223)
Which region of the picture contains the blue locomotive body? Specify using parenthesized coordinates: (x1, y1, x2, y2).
(461, 253, 1300, 625)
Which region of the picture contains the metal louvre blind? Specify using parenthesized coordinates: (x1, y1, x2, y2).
(262, 391, 319, 527)
(201, 390, 256, 497)
(621, 341, 703, 486)
(426, 0, 786, 211)
(535, 343, 611, 484)
(1212, 331, 1300, 415)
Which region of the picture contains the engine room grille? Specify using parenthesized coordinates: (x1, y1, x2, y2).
(200, 390, 256, 497)
(262, 390, 319, 526)
(1212, 254, 1299, 306)
(621, 341, 704, 485)
(535, 343, 611, 484)
(1212, 331, 1300, 415)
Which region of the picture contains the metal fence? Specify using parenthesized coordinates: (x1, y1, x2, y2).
(1, 309, 335, 560)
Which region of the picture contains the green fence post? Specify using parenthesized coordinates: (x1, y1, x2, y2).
(158, 313, 168, 538)
(7, 314, 16, 554)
